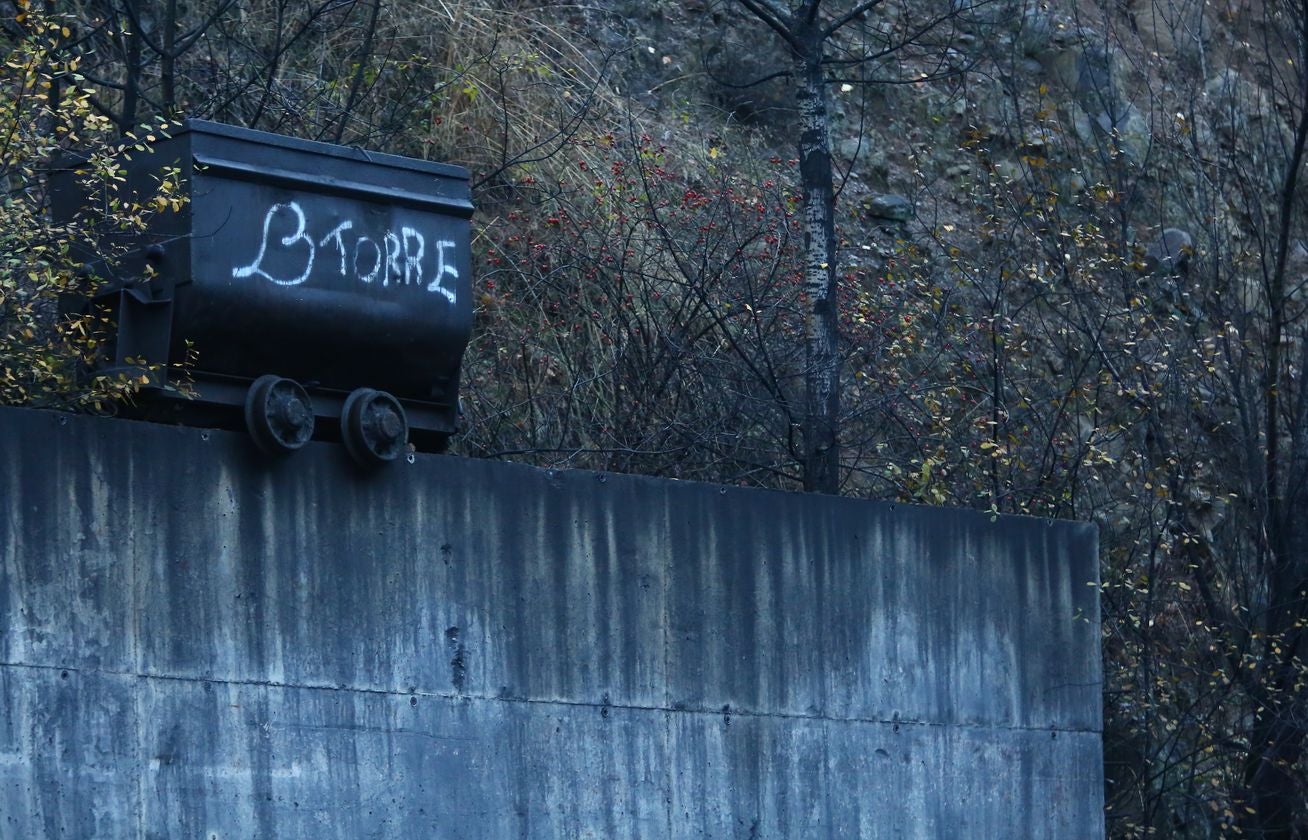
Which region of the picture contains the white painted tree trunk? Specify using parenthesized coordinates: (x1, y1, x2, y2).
(794, 51, 841, 493)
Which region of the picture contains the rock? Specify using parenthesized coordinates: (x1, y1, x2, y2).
(1050, 21, 1079, 49)
(1042, 49, 1080, 90)
(1143, 228, 1193, 275)
(866, 194, 912, 222)
(1205, 68, 1246, 100)
(1202, 69, 1283, 148)
(1073, 102, 1151, 165)
(1014, 9, 1055, 58)
(1021, 124, 1060, 150)
(1131, 2, 1209, 61)
(837, 136, 863, 160)
(1289, 242, 1308, 302)
(967, 76, 1014, 137)
(1075, 44, 1119, 111)
(837, 139, 889, 188)
(1112, 105, 1152, 164)
(991, 158, 1023, 183)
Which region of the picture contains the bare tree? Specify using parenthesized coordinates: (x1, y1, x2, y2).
(724, 0, 983, 492)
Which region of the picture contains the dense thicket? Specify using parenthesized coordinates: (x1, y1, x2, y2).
(4, 0, 1307, 835)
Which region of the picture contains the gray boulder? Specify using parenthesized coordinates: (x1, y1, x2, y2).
(865, 194, 913, 222)
(1143, 228, 1193, 275)
(1076, 43, 1120, 112)
(1073, 101, 1151, 165)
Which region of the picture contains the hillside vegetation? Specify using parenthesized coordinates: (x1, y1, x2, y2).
(4, 0, 1308, 835)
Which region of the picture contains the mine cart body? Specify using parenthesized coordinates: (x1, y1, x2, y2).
(52, 120, 474, 456)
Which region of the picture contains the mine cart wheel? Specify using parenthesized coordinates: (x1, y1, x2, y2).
(341, 388, 409, 466)
(244, 375, 315, 455)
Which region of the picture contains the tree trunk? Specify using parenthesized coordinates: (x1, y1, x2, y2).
(161, 0, 177, 115)
(1242, 702, 1307, 838)
(1239, 62, 1308, 838)
(121, 0, 142, 133)
(794, 47, 840, 494)
(1241, 363, 1308, 838)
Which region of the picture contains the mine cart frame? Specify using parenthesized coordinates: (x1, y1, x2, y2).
(54, 120, 475, 465)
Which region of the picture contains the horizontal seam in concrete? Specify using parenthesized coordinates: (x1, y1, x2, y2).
(1, 659, 1102, 736)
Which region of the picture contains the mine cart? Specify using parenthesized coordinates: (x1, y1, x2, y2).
(52, 120, 474, 464)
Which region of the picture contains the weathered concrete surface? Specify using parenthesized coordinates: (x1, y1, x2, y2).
(0, 406, 1103, 838)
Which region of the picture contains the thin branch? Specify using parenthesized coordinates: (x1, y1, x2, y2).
(821, 0, 886, 39)
(734, 0, 803, 53)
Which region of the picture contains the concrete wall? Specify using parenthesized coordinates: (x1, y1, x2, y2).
(0, 406, 1103, 838)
